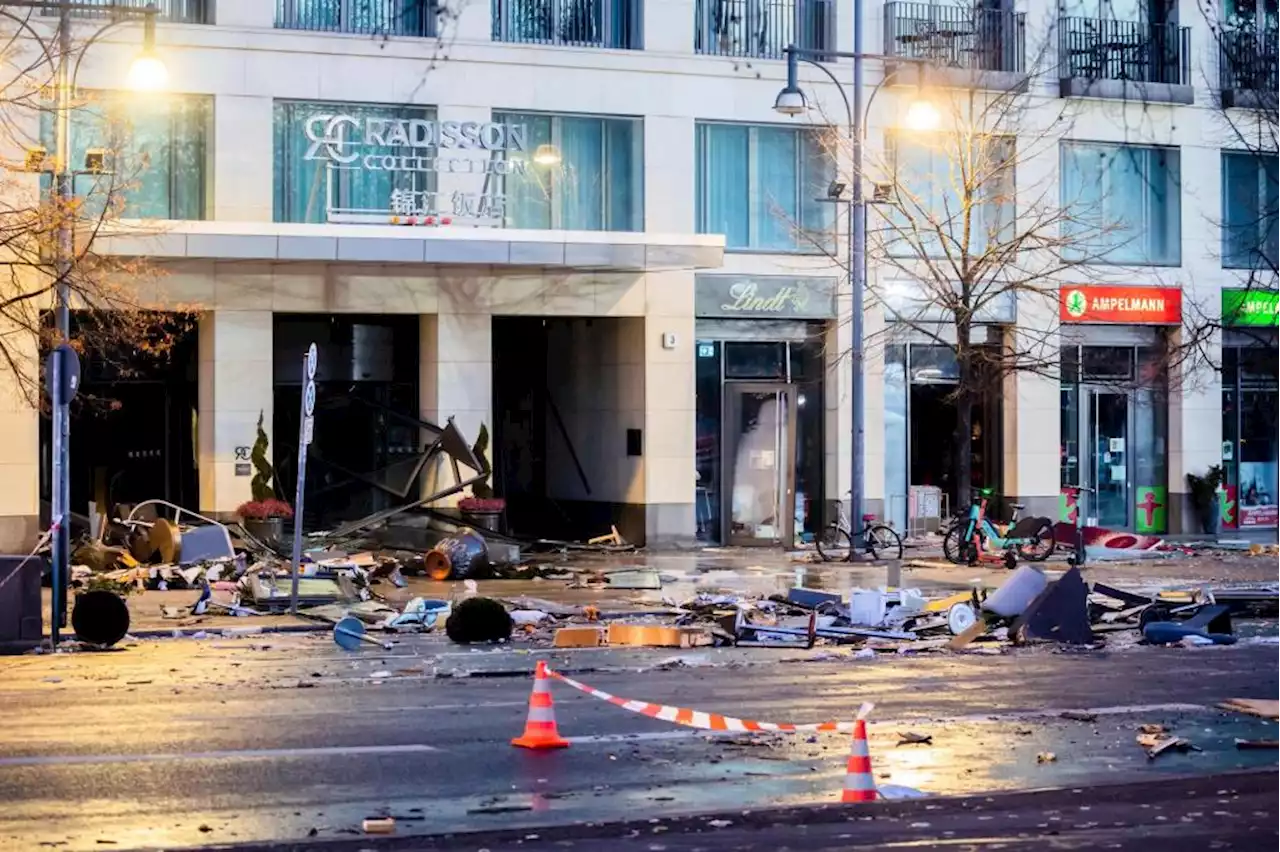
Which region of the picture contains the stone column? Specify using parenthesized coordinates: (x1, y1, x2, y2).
(644, 116, 695, 234)
(642, 270, 696, 544)
(1001, 307, 1061, 523)
(0, 312, 39, 550)
(645, 0, 695, 52)
(214, 0, 276, 28)
(421, 277, 493, 503)
(213, 95, 274, 222)
(198, 310, 273, 517)
(1168, 327, 1223, 534)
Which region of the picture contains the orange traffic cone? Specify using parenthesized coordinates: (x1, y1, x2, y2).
(841, 702, 877, 803)
(512, 660, 570, 749)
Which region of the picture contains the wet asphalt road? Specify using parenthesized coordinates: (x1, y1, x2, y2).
(0, 636, 1275, 851)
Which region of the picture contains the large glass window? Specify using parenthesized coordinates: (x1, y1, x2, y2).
(1061, 142, 1181, 265)
(696, 122, 835, 252)
(493, 111, 642, 231)
(273, 100, 436, 224)
(1223, 344, 1280, 528)
(1222, 151, 1279, 269)
(886, 134, 1015, 258)
(42, 93, 209, 220)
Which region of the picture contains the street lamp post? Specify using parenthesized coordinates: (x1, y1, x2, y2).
(1, 0, 166, 644)
(774, 17, 936, 547)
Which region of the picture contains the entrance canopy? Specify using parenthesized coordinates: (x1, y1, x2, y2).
(96, 221, 725, 272)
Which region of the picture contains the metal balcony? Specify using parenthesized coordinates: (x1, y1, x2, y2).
(883, 2, 1026, 89)
(1058, 16, 1193, 104)
(42, 0, 210, 22)
(275, 0, 437, 37)
(1219, 24, 1278, 109)
(694, 0, 834, 60)
(492, 0, 642, 49)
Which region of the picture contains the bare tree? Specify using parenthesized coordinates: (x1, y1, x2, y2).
(808, 72, 1139, 509)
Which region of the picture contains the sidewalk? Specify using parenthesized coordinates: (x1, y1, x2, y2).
(43, 542, 1278, 638)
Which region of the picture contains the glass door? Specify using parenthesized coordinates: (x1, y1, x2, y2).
(1086, 389, 1131, 528)
(724, 384, 796, 546)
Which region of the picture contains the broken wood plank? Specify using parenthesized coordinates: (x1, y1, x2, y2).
(945, 618, 987, 651)
(1218, 698, 1280, 719)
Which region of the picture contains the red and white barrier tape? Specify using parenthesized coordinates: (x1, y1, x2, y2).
(545, 667, 872, 733)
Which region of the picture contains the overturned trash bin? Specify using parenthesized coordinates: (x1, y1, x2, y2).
(425, 528, 491, 581)
(71, 590, 131, 647)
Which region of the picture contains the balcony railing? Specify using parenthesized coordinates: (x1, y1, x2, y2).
(276, 0, 438, 37)
(1058, 17, 1190, 86)
(883, 2, 1025, 73)
(695, 0, 833, 60)
(492, 0, 642, 49)
(41, 0, 210, 23)
(1219, 24, 1279, 95)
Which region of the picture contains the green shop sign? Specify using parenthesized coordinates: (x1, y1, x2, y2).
(1222, 289, 1279, 327)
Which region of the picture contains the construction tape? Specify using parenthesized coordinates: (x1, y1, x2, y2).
(545, 667, 872, 734)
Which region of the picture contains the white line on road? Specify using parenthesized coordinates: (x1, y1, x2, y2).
(0, 743, 440, 768)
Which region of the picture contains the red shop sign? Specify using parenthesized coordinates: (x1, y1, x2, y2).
(1059, 286, 1182, 325)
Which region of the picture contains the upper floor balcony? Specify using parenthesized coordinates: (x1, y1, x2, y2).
(883, 2, 1026, 90)
(1058, 16, 1193, 104)
(1219, 23, 1278, 109)
(492, 0, 642, 49)
(275, 0, 438, 37)
(694, 0, 834, 60)
(45, 0, 210, 23)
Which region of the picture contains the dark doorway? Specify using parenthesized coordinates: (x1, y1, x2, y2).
(42, 312, 199, 520)
(492, 318, 550, 537)
(273, 315, 420, 530)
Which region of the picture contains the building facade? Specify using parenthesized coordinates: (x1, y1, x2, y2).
(3, 0, 1277, 549)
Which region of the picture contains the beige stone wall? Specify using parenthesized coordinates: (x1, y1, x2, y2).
(197, 310, 272, 517)
(0, 312, 40, 550)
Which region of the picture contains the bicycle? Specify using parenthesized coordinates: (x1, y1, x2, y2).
(815, 496, 903, 562)
(941, 488, 1055, 567)
(1061, 484, 1095, 569)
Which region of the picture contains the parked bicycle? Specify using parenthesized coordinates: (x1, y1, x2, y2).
(816, 495, 903, 562)
(1062, 484, 1095, 569)
(941, 488, 1055, 567)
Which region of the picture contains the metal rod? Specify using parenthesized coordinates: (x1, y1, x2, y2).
(849, 0, 867, 540)
(49, 0, 73, 648)
(289, 355, 308, 615)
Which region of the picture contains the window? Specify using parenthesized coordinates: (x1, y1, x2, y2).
(885, 133, 1014, 258)
(696, 122, 835, 252)
(275, 0, 437, 36)
(41, 93, 209, 220)
(273, 100, 435, 224)
(1222, 151, 1279, 269)
(1061, 142, 1181, 265)
(492, 111, 642, 231)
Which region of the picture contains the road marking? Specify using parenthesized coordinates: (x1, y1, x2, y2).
(172, 700, 527, 722)
(0, 743, 440, 768)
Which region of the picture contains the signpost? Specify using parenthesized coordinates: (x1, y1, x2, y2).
(289, 343, 318, 615)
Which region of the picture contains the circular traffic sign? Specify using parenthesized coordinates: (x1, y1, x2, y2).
(303, 381, 317, 417)
(305, 343, 318, 380)
(44, 343, 81, 402)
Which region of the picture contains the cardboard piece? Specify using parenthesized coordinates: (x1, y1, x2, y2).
(553, 626, 607, 648)
(607, 623, 712, 648)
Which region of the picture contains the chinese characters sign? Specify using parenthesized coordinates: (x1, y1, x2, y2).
(301, 115, 528, 226)
(1059, 286, 1182, 325)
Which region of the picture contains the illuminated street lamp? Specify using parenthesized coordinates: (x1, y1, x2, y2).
(773, 24, 937, 543)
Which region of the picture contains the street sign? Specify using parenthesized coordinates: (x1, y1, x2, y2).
(44, 343, 81, 402)
(290, 345, 318, 614)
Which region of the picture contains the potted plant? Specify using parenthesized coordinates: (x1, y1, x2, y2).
(237, 412, 292, 543)
(1186, 464, 1226, 536)
(458, 424, 504, 533)
(237, 498, 294, 544)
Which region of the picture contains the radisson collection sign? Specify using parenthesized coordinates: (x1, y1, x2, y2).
(301, 115, 529, 224)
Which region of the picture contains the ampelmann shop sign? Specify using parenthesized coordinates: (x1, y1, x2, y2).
(302, 115, 528, 223)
